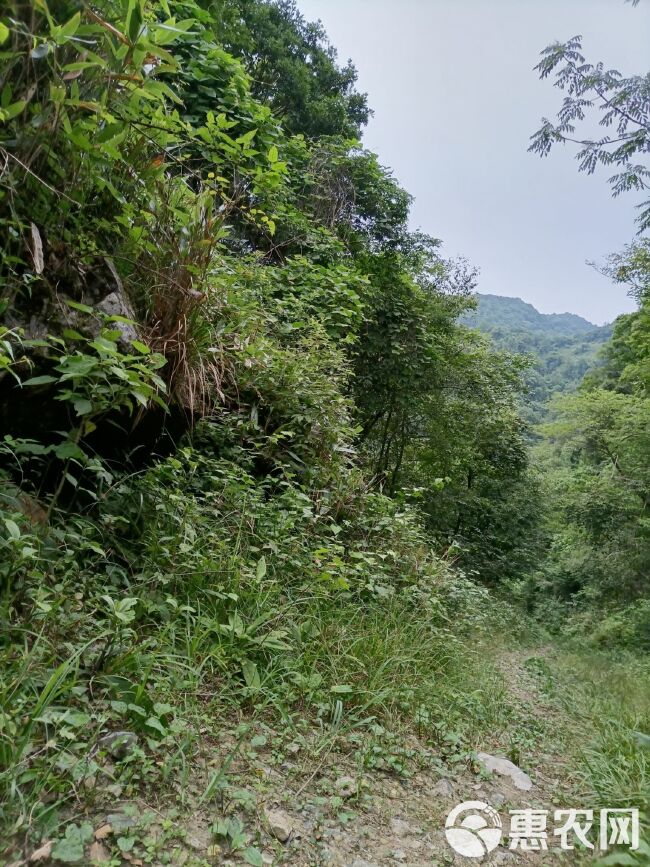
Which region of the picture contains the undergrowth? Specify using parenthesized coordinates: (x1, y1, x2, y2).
(0, 437, 511, 856)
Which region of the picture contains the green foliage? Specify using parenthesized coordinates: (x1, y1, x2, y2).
(212, 0, 370, 138)
(530, 241, 650, 649)
(0, 0, 560, 859)
(463, 293, 612, 420)
(530, 32, 650, 231)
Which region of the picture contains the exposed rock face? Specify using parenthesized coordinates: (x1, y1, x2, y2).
(93, 258, 138, 349)
(5, 255, 139, 352)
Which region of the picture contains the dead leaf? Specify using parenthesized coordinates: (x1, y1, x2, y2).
(94, 824, 113, 840)
(30, 223, 44, 274)
(29, 840, 53, 862)
(88, 841, 110, 863)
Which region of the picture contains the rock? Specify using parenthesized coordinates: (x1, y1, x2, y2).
(491, 849, 517, 863)
(29, 841, 53, 862)
(352, 860, 380, 867)
(97, 731, 139, 760)
(88, 842, 110, 863)
(261, 853, 274, 865)
(432, 778, 454, 799)
(490, 790, 506, 809)
(334, 776, 357, 799)
(390, 818, 413, 837)
(265, 808, 293, 843)
(391, 850, 407, 862)
(185, 818, 210, 852)
(95, 290, 138, 348)
(477, 753, 532, 791)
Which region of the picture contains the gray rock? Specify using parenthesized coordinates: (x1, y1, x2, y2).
(390, 818, 415, 837)
(491, 849, 517, 864)
(477, 752, 532, 791)
(334, 775, 357, 799)
(95, 291, 138, 347)
(351, 860, 380, 867)
(490, 790, 506, 809)
(431, 778, 454, 799)
(97, 731, 138, 760)
(265, 808, 293, 843)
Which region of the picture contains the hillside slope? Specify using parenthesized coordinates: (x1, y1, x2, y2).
(463, 294, 612, 416)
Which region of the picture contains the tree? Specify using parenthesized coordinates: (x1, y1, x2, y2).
(210, 0, 370, 138)
(530, 34, 650, 230)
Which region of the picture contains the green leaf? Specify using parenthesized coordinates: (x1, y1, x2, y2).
(125, 0, 143, 44)
(0, 100, 27, 122)
(243, 848, 264, 867)
(237, 128, 257, 147)
(22, 374, 57, 386)
(64, 299, 94, 314)
(0, 23, 9, 45)
(51, 824, 93, 863)
(256, 556, 267, 580)
(54, 441, 86, 460)
(4, 518, 20, 540)
(51, 836, 84, 863)
(73, 398, 92, 416)
(330, 684, 353, 694)
(153, 702, 173, 716)
(117, 836, 135, 853)
(59, 11, 80, 40)
(145, 716, 167, 735)
(241, 660, 260, 690)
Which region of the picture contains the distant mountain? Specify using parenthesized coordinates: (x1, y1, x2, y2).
(462, 293, 612, 419)
(465, 293, 598, 336)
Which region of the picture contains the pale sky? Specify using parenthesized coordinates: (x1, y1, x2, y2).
(296, 0, 650, 324)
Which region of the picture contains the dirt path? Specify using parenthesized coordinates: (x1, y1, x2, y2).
(61, 645, 593, 867)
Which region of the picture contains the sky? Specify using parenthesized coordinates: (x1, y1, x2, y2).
(296, 0, 650, 324)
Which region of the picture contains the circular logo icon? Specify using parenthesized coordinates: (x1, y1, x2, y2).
(445, 800, 502, 858)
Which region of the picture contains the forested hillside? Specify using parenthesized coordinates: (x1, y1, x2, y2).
(0, 1, 648, 864)
(463, 294, 612, 416)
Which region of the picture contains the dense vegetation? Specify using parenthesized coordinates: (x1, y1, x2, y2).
(0, 0, 647, 863)
(524, 24, 650, 655)
(528, 241, 650, 649)
(462, 294, 612, 418)
(0, 0, 534, 855)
